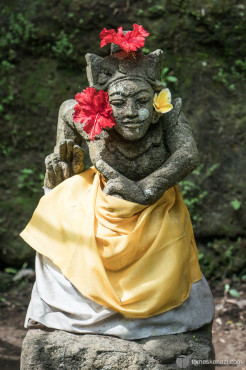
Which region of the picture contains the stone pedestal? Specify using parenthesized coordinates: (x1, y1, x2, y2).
(21, 324, 214, 370)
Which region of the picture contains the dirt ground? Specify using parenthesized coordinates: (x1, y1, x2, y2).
(0, 277, 245, 370)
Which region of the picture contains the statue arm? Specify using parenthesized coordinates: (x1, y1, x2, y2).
(96, 99, 199, 205)
(139, 98, 200, 202)
(44, 100, 86, 189)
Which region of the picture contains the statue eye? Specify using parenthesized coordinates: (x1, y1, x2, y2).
(110, 100, 124, 107)
(137, 97, 150, 104)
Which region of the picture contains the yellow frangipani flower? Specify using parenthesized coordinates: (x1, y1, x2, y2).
(153, 88, 173, 113)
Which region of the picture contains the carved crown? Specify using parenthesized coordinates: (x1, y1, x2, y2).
(85, 48, 164, 92)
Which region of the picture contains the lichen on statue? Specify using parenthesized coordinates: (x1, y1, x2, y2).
(20, 25, 214, 338)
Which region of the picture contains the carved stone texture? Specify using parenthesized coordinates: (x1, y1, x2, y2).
(21, 325, 214, 370)
(44, 49, 199, 205)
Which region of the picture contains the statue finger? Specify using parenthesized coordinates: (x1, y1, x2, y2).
(104, 179, 144, 203)
(43, 172, 50, 188)
(52, 158, 63, 185)
(66, 139, 74, 162)
(45, 153, 54, 169)
(106, 192, 124, 199)
(58, 141, 67, 161)
(104, 180, 127, 200)
(72, 145, 84, 174)
(45, 167, 56, 189)
(60, 161, 70, 180)
(104, 179, 123, 195)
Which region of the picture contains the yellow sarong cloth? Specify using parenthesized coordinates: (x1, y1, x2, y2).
(20, 167, 202, 319)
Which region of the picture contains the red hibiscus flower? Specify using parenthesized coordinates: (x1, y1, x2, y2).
(100, 24, 149, 52)
(73, 87, 115, 140)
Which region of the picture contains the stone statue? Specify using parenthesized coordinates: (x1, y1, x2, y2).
(20, 25, 215, 369)
(44, 48, 199, 206)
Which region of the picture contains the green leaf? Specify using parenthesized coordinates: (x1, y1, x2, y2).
(166, 75, 178, 83)
(142, 47, 150, 54)
(225, 283, 230, 292)
(4, 267, 18, 274)
(21, 262, 28, 270)
(162, 67, 169, 75)
(236, 322, 243, 327)
(230, 199, 241, 210)
(198, 252, 204, 261)
(0, 297, 6, 302)
(229, 289, 240, 298)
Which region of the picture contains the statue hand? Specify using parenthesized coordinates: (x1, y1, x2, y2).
(44, 140, 84, 189)
(138, 176, 168, 204)
(96, 159, 146, 204)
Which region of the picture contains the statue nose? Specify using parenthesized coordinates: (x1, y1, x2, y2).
(125, 101, 138, 117)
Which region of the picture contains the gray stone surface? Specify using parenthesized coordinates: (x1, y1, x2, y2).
(21, 325, 214, 370)
(44, 49, 199, 205)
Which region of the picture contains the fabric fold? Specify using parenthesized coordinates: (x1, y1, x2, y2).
(20, 167, 202, 318)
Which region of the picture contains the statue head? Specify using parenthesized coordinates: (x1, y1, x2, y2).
(85, 46, 164, 141)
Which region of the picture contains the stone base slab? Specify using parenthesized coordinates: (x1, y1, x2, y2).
(21, 324, 214, 369)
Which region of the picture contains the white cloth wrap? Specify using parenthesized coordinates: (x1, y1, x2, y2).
(25, 253, 214, 340)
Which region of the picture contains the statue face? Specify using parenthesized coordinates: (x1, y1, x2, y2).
(108, 80, 155, 141)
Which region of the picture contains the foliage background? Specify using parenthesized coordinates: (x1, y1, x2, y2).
(0, 0, 245, 284)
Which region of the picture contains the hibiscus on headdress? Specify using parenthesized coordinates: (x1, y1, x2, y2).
(100, 24, 149, 53)
(73, 87, 115, 140)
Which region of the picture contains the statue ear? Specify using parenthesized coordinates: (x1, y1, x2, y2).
(146, 49, 163, 80)
(152, 109, 160, 124)
(85, 53, 104, 87)
(85, 53, 117, 90)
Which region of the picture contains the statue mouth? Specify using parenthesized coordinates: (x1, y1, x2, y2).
(122, 121, 142, 128)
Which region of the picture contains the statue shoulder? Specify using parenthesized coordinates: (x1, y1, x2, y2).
(162, 97, 194, 136)
(162, 97, 182, 129)
(59, 99, 77, 126)
(56, 99, 83, 145)
(59, 99, 91, 141)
